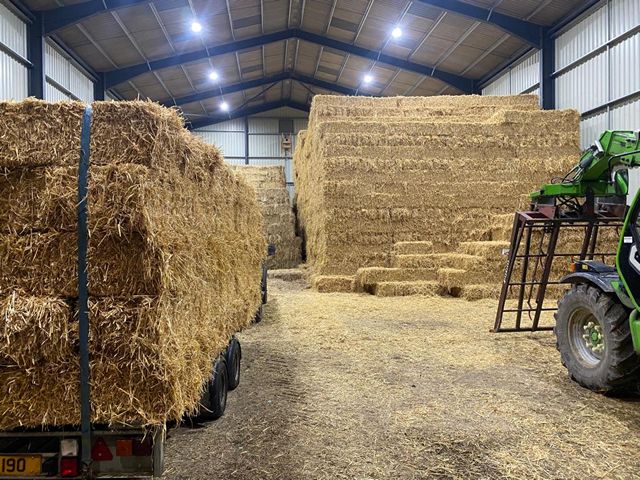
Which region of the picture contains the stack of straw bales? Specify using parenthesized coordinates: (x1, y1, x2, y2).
(0, 99, 265, 429)
(294, 94, 583, 296)
(231, 165, 302, 269)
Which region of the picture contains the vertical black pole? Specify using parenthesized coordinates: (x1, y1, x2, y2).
(539, 28, 555, 110)
(78, 107, 93, 469)
(28, 11, 45, 99)
(244, 116, 249, 165)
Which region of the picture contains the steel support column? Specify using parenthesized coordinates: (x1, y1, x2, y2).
(28, 12, 45, 99)
(93, 72, 105, 100)
(539, 30, 554, 110)
(244, 116, 249, 165)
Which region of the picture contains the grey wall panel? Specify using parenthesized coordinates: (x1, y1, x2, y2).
(0, 51, 28, 100)
(610, 33, 640, 100)
(482, 50, 540, 96)
(579, 111, 608, 149)
(555, 51, 608, 111)
(555, 4, 607, 71)
(249, 118, 279, 133)
(0, 2, 28, 101)
(45, 41, 94, 102)
(193, 131, 245, 157)
(0, 2, 26, 55)
(293, 118, 308, 133)
(249, 134, 281, 157)
(611, 0, 640, 37)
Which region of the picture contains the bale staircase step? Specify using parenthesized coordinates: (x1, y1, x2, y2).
(354, 267, 437, 292)
(393, 253, 483, 270)
(373, 280, 441, 297)
(392, 241, 434, 255)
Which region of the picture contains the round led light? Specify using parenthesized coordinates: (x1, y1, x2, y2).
(209, 71, 219, 81)
(191, 22, 202, 33)
(220, 102, 229, 111)
(391, 27, 402, 38)
(363, 74, 373, 83)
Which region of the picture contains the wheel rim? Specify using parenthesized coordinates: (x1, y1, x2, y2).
(568, 307, 605, 367)
(233, 349, 240, 382)
(219, 367, 227, 410)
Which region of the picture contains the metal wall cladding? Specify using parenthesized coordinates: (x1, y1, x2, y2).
(293, 118, 308, 133)
(45, 82, 70, 102)
(69, 65, 94, 103)
(511, 50, 540, 94)
(192, 131, 245, 157)
(555, 4, 608, 71)
(250, 106, 309, 118)
(249, 134, 282, 157)
(610, 33, 640, 100)
(249, 118, 279, 134)
(0, 3, 26, 56)
(579, 111, 608, 149)
(200, 118, 244, 132)
(611, 0, 640, 37)
(0, 3, 28, 101)
(482, 51, 539, 95)
(482, 72, 510, 95)
(555, 50, 608, 112)
(0, 52, 28, 100)
(45, 43, 69, 88)
(45, 42, 94, 102)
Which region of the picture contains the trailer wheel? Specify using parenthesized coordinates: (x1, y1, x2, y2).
(226, 338, 241, 391)
(199, 358, 228, 420)
(555, 284, 640, 392)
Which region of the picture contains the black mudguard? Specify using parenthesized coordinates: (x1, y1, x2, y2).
(559, 271, 620, 293)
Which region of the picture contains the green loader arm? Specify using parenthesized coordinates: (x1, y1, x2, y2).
(531, 130, 640, 200)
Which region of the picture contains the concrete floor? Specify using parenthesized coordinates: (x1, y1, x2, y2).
(163, 274, 640, 479)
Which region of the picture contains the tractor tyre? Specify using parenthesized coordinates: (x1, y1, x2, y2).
(555, 284, 640, 392)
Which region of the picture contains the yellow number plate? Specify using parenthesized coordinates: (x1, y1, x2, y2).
(0, 456, 41, 476)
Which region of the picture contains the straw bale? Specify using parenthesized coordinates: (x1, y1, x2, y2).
(0, 99, 265, 429)
(295, 94, 583, 294)
(436, 268, 488, 290)
(393, 253, 483, 271)
(231, 165, 301, 269)
(458, 241, 510, 262)
(311, 275, 354, 293)
(353, 267, 437, 292)
(373, 281, 441, 297)
(392, 241, 434, 255)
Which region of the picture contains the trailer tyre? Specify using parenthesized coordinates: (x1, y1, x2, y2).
(226, 338, 241, 391)
(199, 358, 228, 420)
(555, 284, 640, 392)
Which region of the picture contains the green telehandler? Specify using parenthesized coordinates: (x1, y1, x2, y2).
(494, 130, 640, 392)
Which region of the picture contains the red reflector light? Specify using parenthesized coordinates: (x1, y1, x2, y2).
(91, 437, 113, 461)
(116, 439, 133, 457)
(60, 457, 78, 477)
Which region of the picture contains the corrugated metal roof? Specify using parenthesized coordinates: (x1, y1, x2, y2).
(20, 0, 589, 121)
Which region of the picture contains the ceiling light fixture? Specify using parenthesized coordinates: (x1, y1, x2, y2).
(391, 27, 402, 38)
(191, 22, 202, 33)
